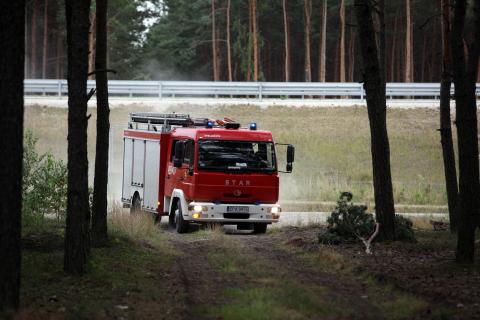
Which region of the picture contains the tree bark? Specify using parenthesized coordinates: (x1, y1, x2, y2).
(56, 30, 64, 79)
(389, 13, 398, 82)
(64, 0, 91, 275)
(88, 12, 96, 80)
(378, 0, 386, 83)
(251, 0, 259, 81)
(421, 32, 428, 82)
(451, 0, 480, 263)
(211, 0, 219, 81)
(318, 0, 327, 82)
(303, 0, 312, 82)
(283, 0, 290, 82)
(439, 0, 459, 233)
(354, 0, 396, 240)
(42, 0, 49, 79)
(31, 0, 38, 78)
(0, 1, 24, 313)
(92, 0, 110, 247)
(338, 0, 345, 82)
(348, 27, 356, 82)
(405, 0, 414, 82)
(247, 1, 252, 81)
(226, 0, 232, 81)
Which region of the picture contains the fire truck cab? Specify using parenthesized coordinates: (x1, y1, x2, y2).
(121, 113, 294, 234)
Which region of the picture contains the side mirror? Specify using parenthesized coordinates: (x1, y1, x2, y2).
(173, 141, 185, 168)
(286, 145, 294, 172)
(287, 145, 295, 163)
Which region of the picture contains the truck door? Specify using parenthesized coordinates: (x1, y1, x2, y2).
(166, 139, 195, 198)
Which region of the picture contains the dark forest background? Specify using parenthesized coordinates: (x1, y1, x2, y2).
(25, 0, 480, 82)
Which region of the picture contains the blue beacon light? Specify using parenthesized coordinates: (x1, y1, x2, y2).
(206, 121, 214, 128)
(249, 122, 257, 130)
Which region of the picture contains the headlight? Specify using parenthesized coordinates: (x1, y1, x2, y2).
(270, 206, 281, 214)
(193, 205, 203, 213)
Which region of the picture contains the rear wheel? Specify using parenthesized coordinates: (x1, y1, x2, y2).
(253, 223, 268, 234)
(175, 205, 189, 233)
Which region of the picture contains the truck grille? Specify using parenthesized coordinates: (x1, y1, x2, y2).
(223, 213, 250, 219)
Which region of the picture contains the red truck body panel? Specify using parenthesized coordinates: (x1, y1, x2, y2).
(123, 126, 279, 213)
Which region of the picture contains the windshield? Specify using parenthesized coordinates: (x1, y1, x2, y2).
(198, 140, 276, 172)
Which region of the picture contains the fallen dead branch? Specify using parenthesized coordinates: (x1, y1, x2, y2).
(355, 223, 380, 255)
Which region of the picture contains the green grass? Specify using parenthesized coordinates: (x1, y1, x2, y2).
(20, 217, 176, 319)
(204, 235, 434, 320)
(25, 104, 480, 207)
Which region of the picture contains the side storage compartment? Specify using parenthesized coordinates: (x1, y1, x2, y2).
(122, 137, 133, 203)
(132, 139, 146, 188)
(143, 140, 161, 211)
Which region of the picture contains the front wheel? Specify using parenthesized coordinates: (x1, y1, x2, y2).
(253, 223, 268, 234)
(175, 206, 189, 233)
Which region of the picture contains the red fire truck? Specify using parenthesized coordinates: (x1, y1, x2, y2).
(121, 113, 294, 233)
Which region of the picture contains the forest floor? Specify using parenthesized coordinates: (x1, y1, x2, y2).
(17, 214, 480, 320)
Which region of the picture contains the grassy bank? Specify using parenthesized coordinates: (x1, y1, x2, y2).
(25, 104, 479, 207)
(19, 215, 178, 319)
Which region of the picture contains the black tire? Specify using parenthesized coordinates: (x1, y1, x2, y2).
(169, 207, 176, 228)
(175, 205, 189, 233)
(154, 214, 162, 224)
(130, 194, 142, 214)
(253, 223, 268, 234)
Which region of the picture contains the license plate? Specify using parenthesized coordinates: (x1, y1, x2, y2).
(227, 206, 249, 213)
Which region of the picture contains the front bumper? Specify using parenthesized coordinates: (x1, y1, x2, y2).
(184, 202, 280, 224)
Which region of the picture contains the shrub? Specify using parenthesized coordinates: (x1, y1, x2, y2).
(23, 131, 67, 224)
(319, 192, 375, 244)
(394, 214, 416, 242)
(318, 192, 416, 244)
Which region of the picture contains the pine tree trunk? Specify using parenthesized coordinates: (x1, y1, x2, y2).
(348, 28, 355, 82)
(354, 0, 396, 240)
(338, 0, 345, 82)
(56, 31, 63, 79)
(420, 33, 427, 82)
(318, 0, 327, 82)
(405, 0, 414, 82)
(0, 1, 24, 313)
(378, 0, 386, 83)
(451, 0, 480, 263)
(88, 12, 96, 80)
(92, 0, 109, 247)
(42, 0, 49, 79)
(439, 0, 458, 233)
(389, 13, 398, 82)
(64, 0, 91, 275)
(216, 27, 221, 80)
(252, 0, 259, 81)
(247, 2, 252, 82)
(211, 0, 219, 81)
(396, 29, 403, 82)
(283, 0, 290, 82)
(31, 0, 38, 78)
(303, 0, 312, 82)
(226, 0, 232, 81)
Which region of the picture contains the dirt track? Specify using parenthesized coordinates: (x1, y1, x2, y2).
(154, 224, 438, 320)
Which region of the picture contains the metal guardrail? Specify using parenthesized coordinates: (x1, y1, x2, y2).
(24, 79, 480, 101)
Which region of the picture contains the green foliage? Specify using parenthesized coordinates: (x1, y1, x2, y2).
(319, 192, 375, 244)
(394, 215, 416, 242)
(23, 131, 67, 225)
(319, 192, 416, 244)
